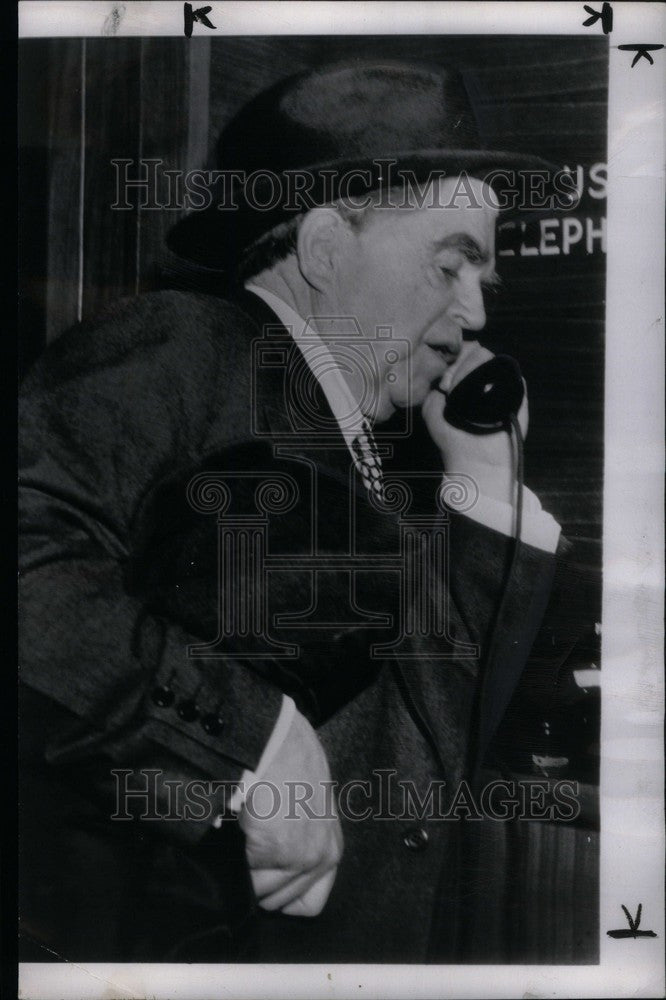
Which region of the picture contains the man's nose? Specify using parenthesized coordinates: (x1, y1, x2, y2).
(449, 274, 487, 332)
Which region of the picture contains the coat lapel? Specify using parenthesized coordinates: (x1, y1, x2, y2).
(235, 288, 372, 504)
(234, 290, 457, 757)
(473, 542, 557, 775)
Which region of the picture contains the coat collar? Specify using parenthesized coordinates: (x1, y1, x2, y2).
(233, 288, 375, 504)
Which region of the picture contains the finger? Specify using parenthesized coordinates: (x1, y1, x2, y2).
(258, 873, 322, 912)
(438, 368, 455, 394)
(251, 866, 303, 899)
(258, 857, 338, 913)
(279, 868, 338, 918)
(421, 387, 448, 430)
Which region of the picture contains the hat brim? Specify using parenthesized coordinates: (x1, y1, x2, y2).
(167, 148, 566, 268)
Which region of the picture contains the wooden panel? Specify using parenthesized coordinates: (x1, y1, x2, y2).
(27, 38, 209, 339)
(44, 38, 84, 343)
(185, 38, 211, 171)
(19, 39, 51, 369)
(457, 819, 599, 963)
(81, 38, 142, 320)
(136, 38, 210, 295)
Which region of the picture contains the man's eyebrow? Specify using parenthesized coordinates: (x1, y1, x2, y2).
(432, 233, 490, 264)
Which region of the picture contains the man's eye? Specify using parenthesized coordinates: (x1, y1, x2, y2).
(439, 266, 458, 280)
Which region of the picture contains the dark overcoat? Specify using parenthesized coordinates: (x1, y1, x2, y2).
(19, 289, 570, 963)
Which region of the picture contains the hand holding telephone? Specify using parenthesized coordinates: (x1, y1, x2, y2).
(443, 354, 524, 435)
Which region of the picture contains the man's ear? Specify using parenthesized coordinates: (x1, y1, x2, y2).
(296, 207, 347, 291)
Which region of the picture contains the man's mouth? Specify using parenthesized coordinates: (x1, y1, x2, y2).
(427, 344, 460, 367)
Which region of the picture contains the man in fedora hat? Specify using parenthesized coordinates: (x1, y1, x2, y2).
(19, 62, 580, 963)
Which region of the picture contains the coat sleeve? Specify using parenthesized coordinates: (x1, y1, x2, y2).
(19, 291, 284, 842)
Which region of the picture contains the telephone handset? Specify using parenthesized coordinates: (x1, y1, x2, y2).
(443, 354, 525, 435)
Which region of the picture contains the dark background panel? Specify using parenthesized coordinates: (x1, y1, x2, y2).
(18, 37, 212, 348)
(18, 38, 51, 374)
(45, 39, 86, 345)
(81, 38, 143, 319)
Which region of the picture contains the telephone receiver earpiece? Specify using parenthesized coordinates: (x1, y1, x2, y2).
(443, 354, 524, 435)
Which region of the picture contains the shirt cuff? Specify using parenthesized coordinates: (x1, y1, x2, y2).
(224, 695, 296, 816)
(442, 475, 561, 553)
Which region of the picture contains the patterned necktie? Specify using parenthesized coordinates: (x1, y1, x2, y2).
(351, 418, 384, 501)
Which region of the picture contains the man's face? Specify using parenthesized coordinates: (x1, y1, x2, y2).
(330, 177, 499, 423)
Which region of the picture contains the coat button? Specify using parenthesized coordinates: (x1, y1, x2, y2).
(201, 713, 224, 736)
(151, 685, 175, 708)
(177, 699, 199, 722)
(403, 827, 429, 852)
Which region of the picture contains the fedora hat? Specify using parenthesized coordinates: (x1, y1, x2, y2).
(167, 61, 562, 268)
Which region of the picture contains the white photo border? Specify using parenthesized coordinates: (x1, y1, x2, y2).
(18, 2, 665, 997)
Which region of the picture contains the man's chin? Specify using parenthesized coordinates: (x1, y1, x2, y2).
(402, 383, 435, 411)
(373, 399, 399, 424)
(375, 385, 432, 424)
